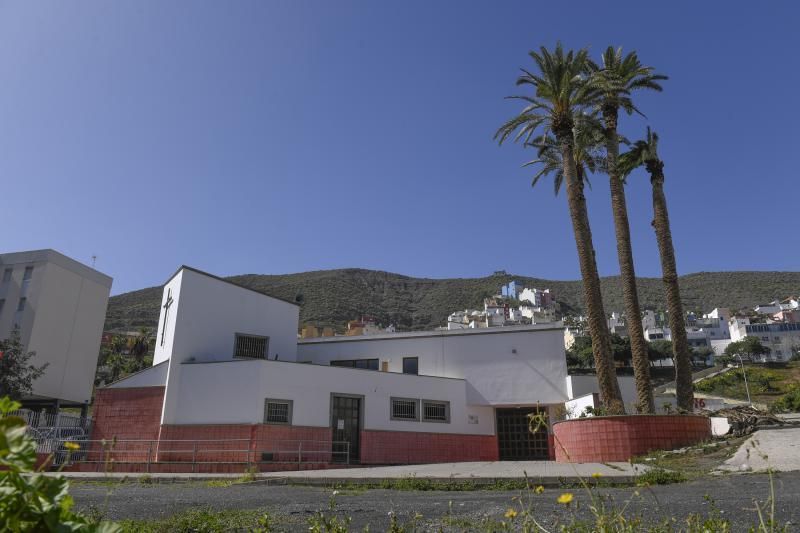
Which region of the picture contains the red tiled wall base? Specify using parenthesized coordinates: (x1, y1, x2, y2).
(553, 415, 711, 463)
(91, 386, 165, 442)
(157, 424, 333, 463)
(360, 430, 499, 464)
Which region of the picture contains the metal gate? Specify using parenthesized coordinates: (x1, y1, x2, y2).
(331, 395, 361, 463)
(496, 407, 549, 460)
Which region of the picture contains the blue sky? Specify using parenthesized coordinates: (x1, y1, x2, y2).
(1, 2, 798, 295)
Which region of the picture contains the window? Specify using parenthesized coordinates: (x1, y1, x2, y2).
(390, 398, 419, 420)
(17, 298, 26, 312)
(234, 333, 268, 359)
(2, 268, 11, 283)
(264, 399, 292, 424)
(330, 358, 379, 370)
(0, 299, 4, 315)
(22, 266, 33, 281)
(422, 400, 450, 423)
(402, 357, 419, 375)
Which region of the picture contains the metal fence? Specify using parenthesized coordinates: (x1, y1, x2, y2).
(50, 438, 351, 472)
(10, 409, 92, 457)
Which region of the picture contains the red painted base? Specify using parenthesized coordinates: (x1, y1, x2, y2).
(553, 415, 711, 463)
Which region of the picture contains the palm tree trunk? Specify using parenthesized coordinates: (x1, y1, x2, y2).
(649, 163, 693, 411)
(560, 138, 624, 414)
(604, 111, 654, 413)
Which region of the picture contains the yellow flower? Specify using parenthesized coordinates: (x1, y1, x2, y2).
(504, 509, 518, 519)
(535, 485, 545, 494)
(64, 442, 80, 451)
(591, 472, 603, 479)
(557, 493, 574, 505)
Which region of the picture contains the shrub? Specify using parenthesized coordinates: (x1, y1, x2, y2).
(0, 396, 119, 532)
(772, 387, 800, 413)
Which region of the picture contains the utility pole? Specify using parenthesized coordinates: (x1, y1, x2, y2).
(736, 354, 752, 406)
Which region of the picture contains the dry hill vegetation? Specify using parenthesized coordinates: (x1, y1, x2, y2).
(104, 269, 800, 333)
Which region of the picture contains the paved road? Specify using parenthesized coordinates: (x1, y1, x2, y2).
(722, 427, 800, 472)
(72, 472, 800, 531)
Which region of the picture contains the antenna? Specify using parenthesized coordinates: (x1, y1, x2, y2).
(91, 255, 97, 268)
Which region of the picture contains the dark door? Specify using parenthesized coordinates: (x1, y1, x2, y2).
(496, 407, 549, 460)
(331, 395, 361, 463)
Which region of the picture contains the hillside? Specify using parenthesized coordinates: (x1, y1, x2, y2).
(104, 269, 800, 333)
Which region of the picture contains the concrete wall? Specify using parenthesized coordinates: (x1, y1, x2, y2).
(298, 325, 569, 406)
(165, 358, 496, 435)
(0, 250, 112, 404)
(566, 375, 638, 413)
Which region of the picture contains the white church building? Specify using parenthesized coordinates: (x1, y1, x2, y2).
(92, 266, 629, 470)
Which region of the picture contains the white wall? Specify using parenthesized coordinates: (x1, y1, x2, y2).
(166, 359, 496, 435)
(566, 375, 638, 412)
(154, 267, 301, 424)
(0, 250, 111, 404)
(297, 325, 569, 406)
(108, 362, 168, 389)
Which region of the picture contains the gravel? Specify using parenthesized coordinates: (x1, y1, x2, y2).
(71, 472, 800, 531)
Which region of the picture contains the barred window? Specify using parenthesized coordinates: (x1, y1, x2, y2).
(330, 358, 379, 370)
(264, 399, 292, 424)
(422, 400, 450, 423)
(234, 333, 268, 359)
(391, 398, 419, 421)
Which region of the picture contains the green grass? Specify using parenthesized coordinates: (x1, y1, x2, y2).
(632, 436, 747, 480)
(323, 477, 540, 492)
(118, 508, 293, 532)
(694, 363, 800, 407)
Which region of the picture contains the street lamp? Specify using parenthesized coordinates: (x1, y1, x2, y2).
(736, 354, 752, 406)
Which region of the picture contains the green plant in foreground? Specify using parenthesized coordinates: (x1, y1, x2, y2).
(635, 468, 686, 486)
(0, 396, 119, 532)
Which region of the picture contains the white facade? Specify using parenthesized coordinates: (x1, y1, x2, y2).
(0, 250, 112, 405)
(728, 319, 800, 362)
(109, 265, 631, 452)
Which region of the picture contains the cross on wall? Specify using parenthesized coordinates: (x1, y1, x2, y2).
(160, 288, 173, 347)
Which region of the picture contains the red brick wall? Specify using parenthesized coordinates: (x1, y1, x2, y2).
(89, 387, 165, 464)
(553, 415, 711, 463)
(360, 430, 499, 464)
(91, 386, 165, 442)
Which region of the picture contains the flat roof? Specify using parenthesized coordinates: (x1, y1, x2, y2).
(180, 357, 466, 382)
(298, 322, 564, 344)
(0, 249, 113, 288)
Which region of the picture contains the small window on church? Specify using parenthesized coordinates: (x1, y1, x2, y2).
(234, 333, 268, 359)
(264, 399, 292, 424)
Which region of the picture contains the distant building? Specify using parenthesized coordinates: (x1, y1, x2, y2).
(727, 318, 800, 362)
(0, 250, 112, 409)
(500, 280, 522, 299)
(518, 287, 555, 310)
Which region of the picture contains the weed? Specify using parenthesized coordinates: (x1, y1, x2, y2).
(635, 468, 686, 486)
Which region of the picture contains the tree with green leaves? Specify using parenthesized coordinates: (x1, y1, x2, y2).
(587, 47, 667, 414)
(724, 336, 771, 363)
(0, 327, 47, 401)
(496, 44, 623, 412)
(619, 128, 693, 411)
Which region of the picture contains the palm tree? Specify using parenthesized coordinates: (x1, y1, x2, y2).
(496, 44, 624, 413)
(586, 47, 667, 414)
(619, 128, 693, 411)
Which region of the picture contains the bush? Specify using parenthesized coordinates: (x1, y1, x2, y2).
(772, 387, 800, 413)
(0, 396, 119, 532)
